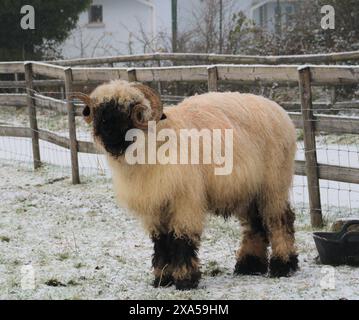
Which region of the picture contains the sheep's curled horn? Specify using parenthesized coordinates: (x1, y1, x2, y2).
(130, 83, 163, 130)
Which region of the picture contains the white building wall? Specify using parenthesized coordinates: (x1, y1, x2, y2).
(153, 0, 171, 36)
(61, 0, 155, 58)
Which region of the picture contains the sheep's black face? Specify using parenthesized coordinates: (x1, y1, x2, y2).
(93, 99, 134, 157)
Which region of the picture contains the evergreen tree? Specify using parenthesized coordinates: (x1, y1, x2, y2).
(0, 0, 91, 60)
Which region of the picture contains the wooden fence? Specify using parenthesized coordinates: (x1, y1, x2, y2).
(51, 50, 359, 66)
(1, 61, 359, 227)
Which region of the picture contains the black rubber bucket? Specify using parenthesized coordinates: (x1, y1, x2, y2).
(313, 220, 359, 266)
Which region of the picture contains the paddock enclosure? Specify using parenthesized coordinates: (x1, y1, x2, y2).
(1, 51, 359, 228)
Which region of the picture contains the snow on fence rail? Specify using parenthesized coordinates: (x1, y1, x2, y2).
(50, 50, 359, 66)
(0, 61, 359, 226)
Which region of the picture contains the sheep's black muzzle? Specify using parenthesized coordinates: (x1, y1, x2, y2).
(93, 99, 134, 157)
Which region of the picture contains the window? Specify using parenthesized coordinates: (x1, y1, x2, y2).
(89, 5, 103, 24)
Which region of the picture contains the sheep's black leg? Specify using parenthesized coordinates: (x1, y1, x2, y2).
(168, 232, 201, 290)
(234, 200, 269, 275)
(152, 233, 174, 287)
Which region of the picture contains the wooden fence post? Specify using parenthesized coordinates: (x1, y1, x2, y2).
(157, 59, 162, 96)
(14, 73, 19, 93)
(298, 66, 323, 228)
(330, 86, 336, 106)
(64, 67, 80, 184)
(60, 86, 65, 100)
(24, 62, 41, 169)
(207, 66, 218, 92)
(127, 68, 137, 82)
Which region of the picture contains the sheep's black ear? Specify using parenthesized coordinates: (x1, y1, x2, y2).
(83, 105, 90, 117)
(82, 105, 93, 124)
(160, 113, 167, 120)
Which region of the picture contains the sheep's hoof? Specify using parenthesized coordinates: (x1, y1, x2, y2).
(174, 272, 201, 290)
(234, 255, 268, 275)
(269, 254, 298, 278)
(153, 275, 174, 288)
(175, 279, 199, 291)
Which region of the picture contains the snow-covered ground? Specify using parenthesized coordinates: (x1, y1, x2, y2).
(0, 159, 359, 300)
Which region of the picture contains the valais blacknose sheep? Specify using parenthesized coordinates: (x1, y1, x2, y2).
(75, 80, 298, 290)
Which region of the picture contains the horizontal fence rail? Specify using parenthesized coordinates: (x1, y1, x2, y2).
(48, 51, 359, 67)
(0, 125, 98, 154)
(288, 112, 359, 135)
(67, 64, 359, 85)
(294, 161, 359, 185)
(0, 62, 24, 73)
(0, 93, 83, 115)
(31, 62, 67, 79)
